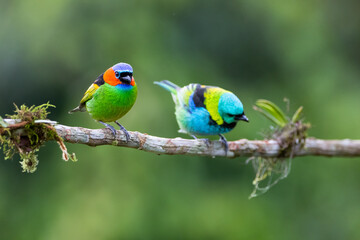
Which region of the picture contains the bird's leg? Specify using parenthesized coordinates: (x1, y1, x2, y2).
(114, 121, 130, 143)
(190, 135, 210, 148)
(98, 121, 116, 137)
(218, 134, 228, 155)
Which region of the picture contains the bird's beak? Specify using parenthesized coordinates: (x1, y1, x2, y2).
(235, 114, 249, 122)
(120, 75, 132, 84)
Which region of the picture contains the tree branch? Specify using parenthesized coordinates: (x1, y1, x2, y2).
(3, 119, 358, 158)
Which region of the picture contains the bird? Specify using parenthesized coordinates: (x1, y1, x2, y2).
(69, 62, 137, 142)
(154, 80, 248, 153)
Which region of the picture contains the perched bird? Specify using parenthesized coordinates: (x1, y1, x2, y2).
(69, 62, 137, 142)
(154, 80, 248, 152)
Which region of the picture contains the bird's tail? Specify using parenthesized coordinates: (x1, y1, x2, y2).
(68, 105, 85, 114)
(154, 80, 180, 95)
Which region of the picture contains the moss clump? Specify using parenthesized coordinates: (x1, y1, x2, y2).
(0, 103, 76, 173)
(250, 99, 310, 198)
(7, 103, 54, 121)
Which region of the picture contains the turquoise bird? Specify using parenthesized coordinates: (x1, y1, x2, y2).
(154, 80, 248, 152)
(69, 62, 137, 142)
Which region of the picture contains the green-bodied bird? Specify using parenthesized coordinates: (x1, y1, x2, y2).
(154, 80, 248, 152)
(69, 62, 137, 141)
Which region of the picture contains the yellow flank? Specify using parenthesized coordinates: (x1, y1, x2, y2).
(80, 83, 99, 104)
(204, 88, 228, 125)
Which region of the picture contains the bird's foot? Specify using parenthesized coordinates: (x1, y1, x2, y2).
(115, 121, 130, 143)
(218, 134, 228, 155)
(98, 121, 117, 138)
(190, 135, 210, 148)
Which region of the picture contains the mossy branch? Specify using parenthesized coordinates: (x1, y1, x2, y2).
(1, 102, 360, 198)
(2, 118, 360, 158)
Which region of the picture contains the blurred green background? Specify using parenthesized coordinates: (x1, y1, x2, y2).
(1, 0, 360, 239)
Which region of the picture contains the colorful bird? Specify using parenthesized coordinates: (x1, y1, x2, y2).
(154, 80, 248, 152)
(69, 62, 137, 142)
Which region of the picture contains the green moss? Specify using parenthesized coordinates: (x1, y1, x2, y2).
(0, 103, 76, 173)
(6, 102, 55, 121)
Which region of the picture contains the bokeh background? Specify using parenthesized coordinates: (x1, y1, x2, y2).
(1, 0, 360, 239)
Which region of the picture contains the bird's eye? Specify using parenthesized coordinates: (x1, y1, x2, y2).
(115, 71, 120, 78)
(228, 114, 235, 117)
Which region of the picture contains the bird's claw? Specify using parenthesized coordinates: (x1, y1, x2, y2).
(98, 121, 117, 138)
(219, 134, 228, 155)
(122, 129, 130, 143)
(200, 138, 211, 147)
(108, 127, 117, 137)
(115, 121, 130, 143)
(190, 135, 210, 148)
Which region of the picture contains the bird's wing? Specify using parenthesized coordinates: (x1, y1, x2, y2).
(185, 84, 227, 125)
(177, 84, 202, 112)
(190, 84, 207, 109)
(178, 84, 226, 125)
(178, 84, 228, 125)
(79, 74, 105, 104)
(80, 83, 99, 104)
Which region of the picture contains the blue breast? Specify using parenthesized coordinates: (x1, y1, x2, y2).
(178, 107, 234, 135)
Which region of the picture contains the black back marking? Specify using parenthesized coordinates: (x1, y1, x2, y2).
(94, 73, 105, 86)
(192, 84, 206, 108)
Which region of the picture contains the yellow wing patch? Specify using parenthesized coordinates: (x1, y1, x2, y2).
(80, 83, 99, 104)
(204, 88, 229, 125)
